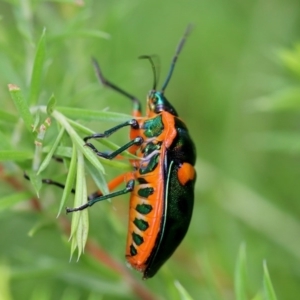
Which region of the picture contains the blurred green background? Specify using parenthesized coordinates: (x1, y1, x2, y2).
(1, 0, 300, 299)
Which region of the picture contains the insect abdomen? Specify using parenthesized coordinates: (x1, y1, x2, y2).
(143, 118, 196, 278)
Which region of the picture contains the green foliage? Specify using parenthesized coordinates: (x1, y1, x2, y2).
(234, 244, 248, 300)
(0, 0, 300, 299)
(263, 261, 278, 300)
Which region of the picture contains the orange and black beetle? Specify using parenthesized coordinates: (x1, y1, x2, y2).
(67, 25, 196, 279)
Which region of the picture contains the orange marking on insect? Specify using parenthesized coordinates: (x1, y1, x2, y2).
(124, 113, 175, 272)
(125, 158, 165, 271)
(177, 162, 196, 186)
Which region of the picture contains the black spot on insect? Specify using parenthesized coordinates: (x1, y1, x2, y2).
(130, 244, 137, 256)
(136, 203, 153, 215)
(137, 177, 148, 184)
(133, 218, 149, 231)
(132, 232, 144, 245)
(138, 187, 154, 198)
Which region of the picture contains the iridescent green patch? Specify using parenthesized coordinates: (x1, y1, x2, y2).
(143, 115, 164, 138)
(132, 232, 144, 245)
(136, 203, 153, 215)
(139, 153, 160, 175)
(133, 218, 149, 231)
(142, 141, 161, 156)
(138, 187, 154, 198)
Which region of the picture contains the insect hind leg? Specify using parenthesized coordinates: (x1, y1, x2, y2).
(66, 179, 135, 213)
(24, 172, 76, 194)
(24, 171, 135, 212)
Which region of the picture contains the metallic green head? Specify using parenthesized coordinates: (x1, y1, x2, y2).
(147, 90, 178, 116)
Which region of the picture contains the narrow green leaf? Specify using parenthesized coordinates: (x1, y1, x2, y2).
(69, 29, 110, 39)
(68, 118, 137, 160)
(0, 192, 32, 211)
(174, 281, 194, 300)
(57, 145, 77, 216)
(38, 127, 65, 174)
(85, 160, 109, 196)
(57, 107, 132, 122)
(67, 118, 97, 135)
(234, 243, 248, 300)
(70, 150, 88, 259)
(47, 94, 56, 115)
(263, 261, 278, 300)
(51, 28, 110, 41)
(0, 150, 32, 161)
(69, 153, 81, 241)
(71, 130, 106, 174)
(52, 110, 105, 174)
(43, 145, 73, 158)
(32, 120, 48, 171)
(26, 170, 42, 197)
(77, 153, 89, 259)
(8, 84, 34, 132)
(29, 28, 46, 105)
(32, 111, 41, 132)
(76, 199, 88, 260)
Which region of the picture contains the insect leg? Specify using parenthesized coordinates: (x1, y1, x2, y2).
(86, 136, 143, 160)
(24, 172, 76, 194)
(83, 119, 139, 143)
(66, 179, 135, 213)
(87, 172, 134, 200)
(25, 171, 134, 206)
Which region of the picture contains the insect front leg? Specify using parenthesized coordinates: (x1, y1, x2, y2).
(83, 118, 142, 160)
(86, 136, 143, 160)
(83, 119, 139, 143)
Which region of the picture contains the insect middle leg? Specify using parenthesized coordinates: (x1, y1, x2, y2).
(86, 136, 143, 160)
(83, 118, 143, 160)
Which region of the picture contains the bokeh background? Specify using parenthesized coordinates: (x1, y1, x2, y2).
(1, 0, 300, 299)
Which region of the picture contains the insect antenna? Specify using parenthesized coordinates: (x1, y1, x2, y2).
(139, 55, 159, 90)
(161, 24, 193, 93)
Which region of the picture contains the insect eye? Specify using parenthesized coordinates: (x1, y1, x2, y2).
(153, 95, 159, 104)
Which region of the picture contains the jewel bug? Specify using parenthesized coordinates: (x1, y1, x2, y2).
(66, 25, 197, 279)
